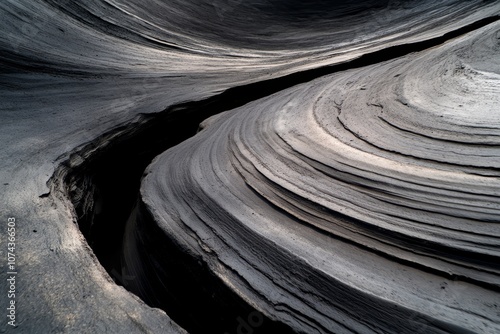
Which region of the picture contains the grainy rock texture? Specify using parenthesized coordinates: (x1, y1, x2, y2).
(0, 0, 499, 333)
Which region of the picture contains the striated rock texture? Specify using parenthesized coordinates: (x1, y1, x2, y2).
(137, 19, 500, 334)
(0, 0, 499, 333)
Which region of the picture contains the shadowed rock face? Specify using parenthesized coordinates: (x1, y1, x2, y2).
(0, 0, 499, 333)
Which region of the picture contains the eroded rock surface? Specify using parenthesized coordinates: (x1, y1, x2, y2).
(139, 20, 500, 334)
(0, 0, 499, 333)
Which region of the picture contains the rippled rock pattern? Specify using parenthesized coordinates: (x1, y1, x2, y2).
(1, 0, 499, 333)
(139, 21, 500, 333)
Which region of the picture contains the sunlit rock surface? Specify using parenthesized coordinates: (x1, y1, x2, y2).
(0, 0, 499, 333)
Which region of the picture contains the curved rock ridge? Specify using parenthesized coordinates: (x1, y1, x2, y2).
(2, 0, 499, 76)
(139, 21, 500, 333)
(1, 0, 500, 333)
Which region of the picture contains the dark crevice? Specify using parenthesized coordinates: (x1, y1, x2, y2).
(51, 16, 499, 334)
(123, 200, 296, 334)
(55, 108, 298, 333)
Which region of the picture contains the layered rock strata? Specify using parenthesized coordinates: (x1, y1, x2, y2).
(1, 0, 499, 333)
(136, 21, 500, 333)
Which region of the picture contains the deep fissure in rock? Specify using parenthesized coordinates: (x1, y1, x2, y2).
(55, 15, 498, 334)
(58, 105, 297, 333)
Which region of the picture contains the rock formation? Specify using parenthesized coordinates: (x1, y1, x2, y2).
(0, 0, 499, 333)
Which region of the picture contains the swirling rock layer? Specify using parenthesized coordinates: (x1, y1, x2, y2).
(138, 21, 500, 333)
(1, 0, 500, 333)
